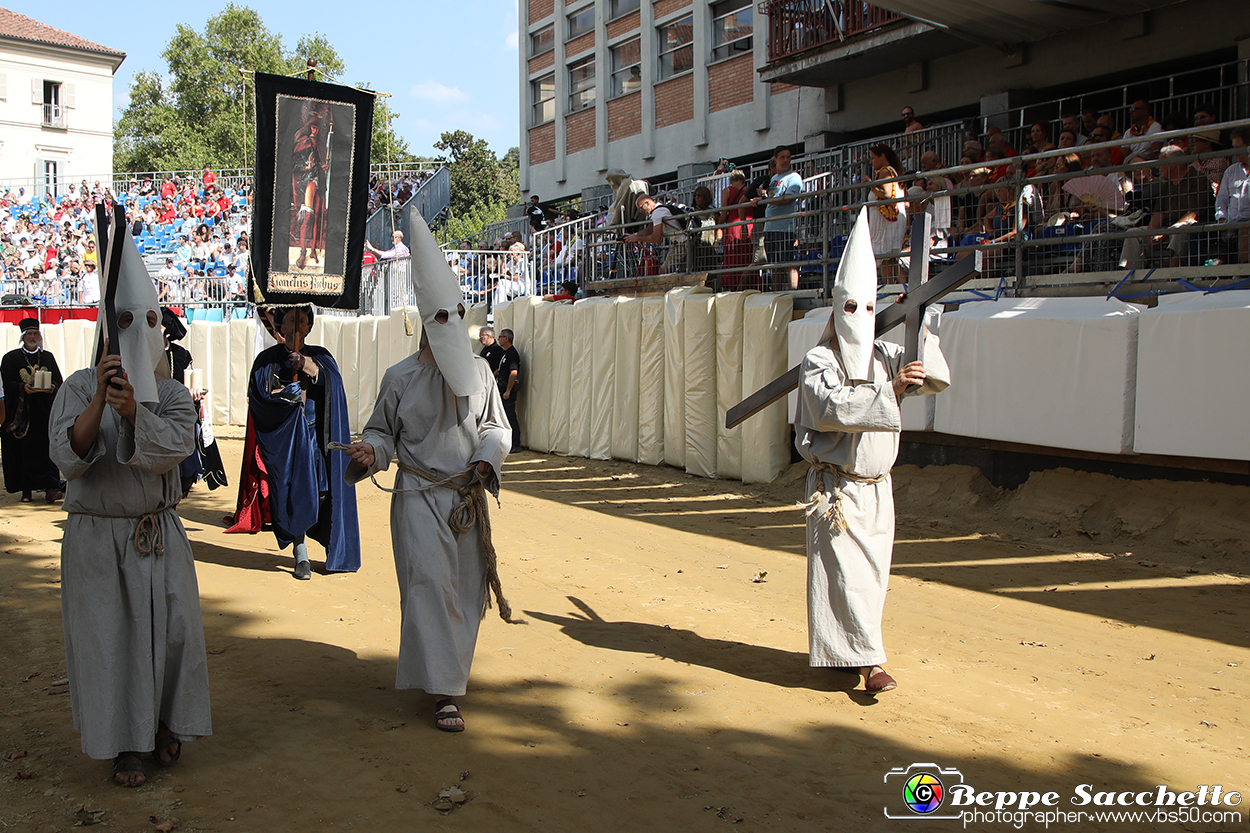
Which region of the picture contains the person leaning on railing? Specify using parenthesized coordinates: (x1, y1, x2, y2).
(1215, 126, 1250, 264)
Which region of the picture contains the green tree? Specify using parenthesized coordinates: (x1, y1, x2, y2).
(432, 132, 521, 240)
(113, 5, 416, 173)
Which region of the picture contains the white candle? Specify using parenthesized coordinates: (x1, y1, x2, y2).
(36, 370, 49, 389)
(190, 368, 204, 391)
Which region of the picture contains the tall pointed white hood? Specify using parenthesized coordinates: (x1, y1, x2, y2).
(407, 206, 480, 397)
(93, 228, 167, 404)
(819, 206, 878, 380)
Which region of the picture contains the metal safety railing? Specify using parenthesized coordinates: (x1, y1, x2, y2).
(365, 166, 451, 251)
(574, 118, 1250, 302)
(763, 0, 907, 63)
(529, 214, 597, 297)
(987, 60, 1250, 161)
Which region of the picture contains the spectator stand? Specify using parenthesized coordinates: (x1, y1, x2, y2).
(573, 117, 1250, 305)
(986, 59, 1248, 162)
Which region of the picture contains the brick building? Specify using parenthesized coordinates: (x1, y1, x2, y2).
(520, 0, 1250, 207)
(519, 0, 818, 205)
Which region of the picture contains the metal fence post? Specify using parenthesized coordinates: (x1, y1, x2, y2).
(1013, 165, 1027, 296)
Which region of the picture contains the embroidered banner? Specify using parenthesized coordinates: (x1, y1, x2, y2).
(250, 72, 374, 309)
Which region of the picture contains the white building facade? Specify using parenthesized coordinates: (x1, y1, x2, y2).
(0, 9, 124, 196)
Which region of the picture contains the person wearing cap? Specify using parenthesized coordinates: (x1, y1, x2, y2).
(48, 230, 211, 787)
(1, 318, 64, 502)
(80, 260, 101, 305)
(342, 207, 513, 733)
(225, 305, 359, 581)
(795, 207, 949, 695)
(1189, 128, 1228, 192)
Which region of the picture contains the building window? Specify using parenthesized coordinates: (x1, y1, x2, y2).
(711, 0, 753, 61)
(531, 24, 554, 56)
(567, 6, 595, 40)
(610, 0, 640, 18)
(658, 15, 694, 80)
(40, 80, 64, 128)
(531, 73, 555, 125)
(568, 55, 596, 112)
(610, 38, 642, 98)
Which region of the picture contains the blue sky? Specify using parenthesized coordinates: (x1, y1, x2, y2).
(14, 0, 522, 157)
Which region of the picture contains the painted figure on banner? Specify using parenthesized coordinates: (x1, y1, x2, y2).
(795, 207, 948, 695)
(49, 230, 211, 787)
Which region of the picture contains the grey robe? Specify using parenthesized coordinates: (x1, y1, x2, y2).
(794, 341, 940, 668)
(350, 355, 510, 696)
(50, 370, 211, 759)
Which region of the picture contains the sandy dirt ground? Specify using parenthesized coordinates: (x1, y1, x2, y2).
(1, 429, 1248, 832)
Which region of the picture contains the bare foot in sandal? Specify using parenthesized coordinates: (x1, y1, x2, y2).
(433, 697, 465, 732)
(154, 723, 182, 766)
(112, 752, 146, 787)
(863, 665, 897, 693)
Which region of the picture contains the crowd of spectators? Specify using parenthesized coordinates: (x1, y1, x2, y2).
(366, 171, 436, 217)
(0, 168, 254, 308)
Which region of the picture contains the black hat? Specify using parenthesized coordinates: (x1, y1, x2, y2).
(161, 307, 187, 342)
(18, 317, 39, 333)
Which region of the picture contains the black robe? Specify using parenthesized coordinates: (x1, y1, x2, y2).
(166, 343, 228, 491)
(1, 347, 63, 493)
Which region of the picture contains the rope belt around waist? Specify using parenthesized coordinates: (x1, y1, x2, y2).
(391, 460, 520, 625)
(806, 462, 888, 535)
(68, 506, 175, 557)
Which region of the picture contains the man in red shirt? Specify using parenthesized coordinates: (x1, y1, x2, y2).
(161, 178, 176, 200)
(202, 167, 216, 189)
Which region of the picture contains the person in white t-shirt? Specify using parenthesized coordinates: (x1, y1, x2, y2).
(625, 194, 687, 274)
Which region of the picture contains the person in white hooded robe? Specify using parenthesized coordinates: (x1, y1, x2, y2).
(49, 221, 210, 786)
(795, 206, 947, 694)
(342, 206, 513, 733)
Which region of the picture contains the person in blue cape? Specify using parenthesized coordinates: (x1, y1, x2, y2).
(245, 304, 359, 579)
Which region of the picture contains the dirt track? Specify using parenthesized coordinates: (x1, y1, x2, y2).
(1, 432, 1248, 831)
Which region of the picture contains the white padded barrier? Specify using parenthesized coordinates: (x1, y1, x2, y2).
(935, 297, 1142, 454)
(612, 298, 643, 462)
(714, 291, 755, 480)
(465, 301, 488, 340)
(568, 300, 595, 458)
(207, 322, 230, 426)
(683, 292, 718, 478)
(550, 302, 575, 455)
(511, 297, 542, 448)
(787, 307, 830, 423)
(227, 319, 252, 426)
(741, 293, 793, 483)
(529, 301, 556, 453)
(880, 305, 944, 431)
(637, 296, 666, 466)
(663, 286, 711, 469)
(587, 297, 619, 460)
(1134, 290, 1250, 461)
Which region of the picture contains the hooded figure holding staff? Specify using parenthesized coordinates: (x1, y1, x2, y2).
(795, 207, 948, 695)
(49, 220, 211, 787)
(341, 207, 514, 733)
(226, 303, 359, 580)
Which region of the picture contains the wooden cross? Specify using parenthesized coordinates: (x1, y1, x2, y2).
(725, 213, 982, 429)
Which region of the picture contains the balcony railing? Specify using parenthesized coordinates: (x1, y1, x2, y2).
(764, 0, 906, 63)
(42, 103, 64, 129)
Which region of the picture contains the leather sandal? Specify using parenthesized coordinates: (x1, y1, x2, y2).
(434, 698, 465, 733)
(112, 753, 147, 787)
(865, 668, 898, 694)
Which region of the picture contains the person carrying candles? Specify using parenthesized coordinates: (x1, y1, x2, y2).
(48, 230, 211, 787)
(225, 304, 359, 580)
(160, 308, 227, 497)
(1, 317, 65, 503)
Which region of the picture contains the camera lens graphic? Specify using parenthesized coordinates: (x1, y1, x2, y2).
(903, 772, 945, 814)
